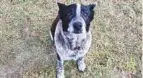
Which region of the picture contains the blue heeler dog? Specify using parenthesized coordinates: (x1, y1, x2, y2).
(50, 3, 95, 78)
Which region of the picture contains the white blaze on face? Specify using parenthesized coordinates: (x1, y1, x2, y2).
(76, 4, 81, 17)
(68, 4, 86, 34)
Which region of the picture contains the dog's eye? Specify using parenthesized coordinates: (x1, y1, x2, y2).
(83, 13, 88, 17)
(81, 9, 88, 17)
(67, 12, 72, 16)
(67, 9, 73, 16)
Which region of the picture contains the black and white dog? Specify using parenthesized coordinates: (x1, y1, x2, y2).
(50, 3, 95, 78)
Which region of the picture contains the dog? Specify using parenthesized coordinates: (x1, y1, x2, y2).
(50, 3, 95, 78)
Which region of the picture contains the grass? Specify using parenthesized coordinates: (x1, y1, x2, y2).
(0, 0, 142, 78)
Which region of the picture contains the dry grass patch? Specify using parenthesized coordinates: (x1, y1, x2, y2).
(0, 0, 142, 78)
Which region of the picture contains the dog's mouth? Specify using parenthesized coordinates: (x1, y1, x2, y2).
(73, 30, 82, 34)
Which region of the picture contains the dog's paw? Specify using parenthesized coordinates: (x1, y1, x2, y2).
(56, 72, 65, 78)
(77, 61, 86, 72)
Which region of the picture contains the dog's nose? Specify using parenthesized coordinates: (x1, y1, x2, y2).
(73, 22, 82, 30)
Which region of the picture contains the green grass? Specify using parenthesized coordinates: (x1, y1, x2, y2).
(0, 0, 142, 78)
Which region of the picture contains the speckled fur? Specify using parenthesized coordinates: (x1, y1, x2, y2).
(50, 3, 95, 78)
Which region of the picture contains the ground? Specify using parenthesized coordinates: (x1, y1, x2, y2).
(0, 0, 142, 78)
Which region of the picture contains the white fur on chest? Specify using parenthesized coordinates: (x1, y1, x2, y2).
(54, 20, 92, 61)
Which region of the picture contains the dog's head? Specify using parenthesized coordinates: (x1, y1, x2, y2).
(58, 3, 95, 34)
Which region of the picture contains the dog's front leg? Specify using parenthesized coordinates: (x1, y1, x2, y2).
(76, 57, 86, 72)
(56, 55, 64, 78)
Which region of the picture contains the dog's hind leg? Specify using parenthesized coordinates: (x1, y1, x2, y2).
(56, 54, 64, 78)
(76, 57, 86, 72)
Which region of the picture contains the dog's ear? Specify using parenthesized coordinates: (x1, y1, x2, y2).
(57, 3, 66, 11)
(88, 4, 96, 11)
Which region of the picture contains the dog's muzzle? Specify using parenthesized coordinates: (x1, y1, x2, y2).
(73, 22, 82, 34)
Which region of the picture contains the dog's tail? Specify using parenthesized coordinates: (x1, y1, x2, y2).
(49, 15, 60, 42)
(49, 31, 54, 41)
